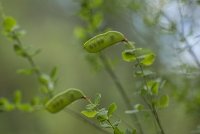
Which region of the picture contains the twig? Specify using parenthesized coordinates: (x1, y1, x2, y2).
(138, 61, 165, 134)
(124, 40, 165, 134)
(65, 108, 112, 134)
(160, 4, 200, 68)
(10, 31, 113, 134)
(99, 53, 144, 134)
(12, 32, 41, 77)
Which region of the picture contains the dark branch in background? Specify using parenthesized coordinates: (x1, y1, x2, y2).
(160, 2, 200, 68)
(76, 1, 144, 133)
(177, 0, 200, 68)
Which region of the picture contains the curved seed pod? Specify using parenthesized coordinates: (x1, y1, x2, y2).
(83, 31, 125, 53)
(45, 88, 85, 113)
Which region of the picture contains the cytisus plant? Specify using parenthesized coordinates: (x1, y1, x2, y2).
(0, 9, 169, 134)
(0, 13, 132, 134)
(83, 31, 169, 134)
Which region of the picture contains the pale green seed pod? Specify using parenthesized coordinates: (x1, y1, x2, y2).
(83, 31, 125, 53)
(45, 88, 85, 113)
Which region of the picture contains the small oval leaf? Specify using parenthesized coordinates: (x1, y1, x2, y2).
(108, 103, 117, 117)
(122, 49, 136, 62)
(140, 53, 155, 66)
(81, 110, 98, 118)
(159, 95, 169, 108)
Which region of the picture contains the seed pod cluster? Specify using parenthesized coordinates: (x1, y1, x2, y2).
(45, 88, 85, 113)
(83, 31, 125, 53)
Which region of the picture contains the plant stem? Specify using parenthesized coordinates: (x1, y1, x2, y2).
(13, 33, 41, 75)
(107, 119, 115, 130)
(161, 9, 200, 68)
(10, 31, 112, 134)
(151, 105, 165, 134)
(138, 60, 165, 134)
(99, 53, 144, 134)
(124, 40, 165, 134)
(66, 108, 112, 134)
(11, 31, 54, 97)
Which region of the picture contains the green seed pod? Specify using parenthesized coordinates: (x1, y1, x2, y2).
(83, 31, 125, 53)
(45, 88, 85, 113)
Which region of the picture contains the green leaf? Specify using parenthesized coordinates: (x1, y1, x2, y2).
(0, 98, 15, 111)
(89, 0, 103, 8)
(92, 12, 103, 28)
(86, 103, 97, 110)
(13, 44, 28, 57)
(143, 16, 156, 26)
(100, 122, 112, 128)
(114, 127, 124, 134)
(17, 103, 33, 112)
(146, 80, 159, 95)
(113, 120, 121, 127)
(97, 108, 108, 122)
(128, 1, 141, 12)
(140, 53, 155, 66)
(38, 74, 54, 90)
(159, 95, 169, 108)
(13, 90, 22, 104)
(3, 16, 17, 32)
(74, 27, 86, 39)
(30, 48, 41, 57)
(134, 104, 144, 111)
(125, 110, 138, 114)
(108, 103, 117, 117)
(134, 69, 154, 77)
(132, 128, 137, 134)
(140, 88, 148, 96)
(15, 29, 26, 37)
(122, 49, 136, 62)
(94, 93, 101, 105)
(30, 97, 41, 106)
(50, 66, 58, 80)
(4, 103, 15, 111)
(17, 68, 36, 75)
(81, 110, 98, 118)
(151, 82, 159, 95)
(125, 104, 144, 114)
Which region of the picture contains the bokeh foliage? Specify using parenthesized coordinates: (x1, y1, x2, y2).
(0, 0, 200, 134)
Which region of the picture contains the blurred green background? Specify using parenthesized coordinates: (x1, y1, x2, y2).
(0, 0, 200, 134)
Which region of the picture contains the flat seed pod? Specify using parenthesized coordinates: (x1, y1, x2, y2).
(83, 31, 125, 53)
(45, 88, 85, 113)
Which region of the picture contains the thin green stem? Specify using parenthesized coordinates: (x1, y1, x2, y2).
(12, 32, 41, 75)
(151, 105, 165, 134)
(9, 30, 112, 134)
(99, 53, 144, 134)
(11, 31, 54, 97)
(78, 1, 144, 133)
(107, 119, 115, 130)
(124, 40, 165, 134)
(66, 108, 112, 134)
